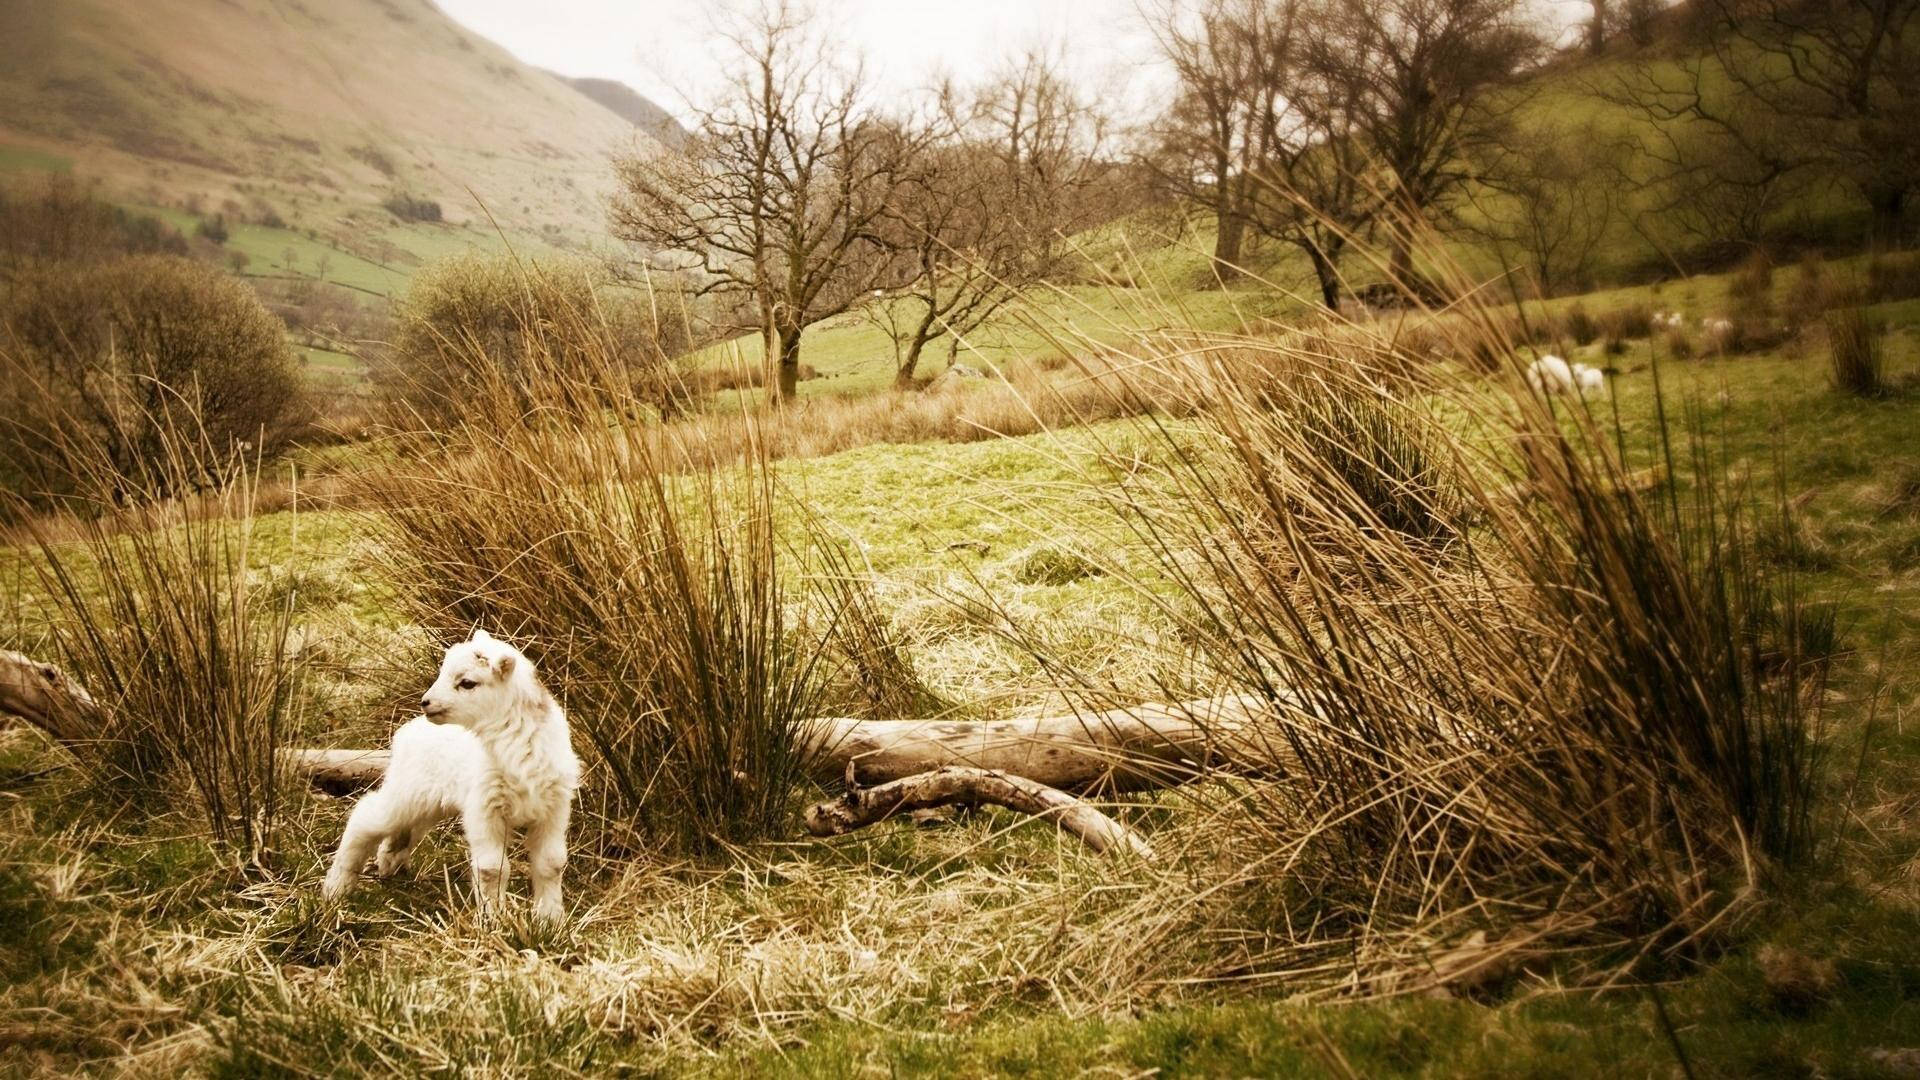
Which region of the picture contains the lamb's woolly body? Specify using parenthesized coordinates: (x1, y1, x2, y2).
(322, 631, 579, 922)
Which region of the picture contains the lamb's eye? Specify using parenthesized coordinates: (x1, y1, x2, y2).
(456, 679, 477, 691)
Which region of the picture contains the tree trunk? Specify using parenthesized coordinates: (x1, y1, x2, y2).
(803, 766, 1155, 858)
(277, 694, 1291, 795)
(1306, 244, 1342, 310)
(1868, 184, 1907, 251)
(1389, 232, 1416, 290)
(895, 337, 928, 390)
(1213, 210, 1246, 283)
(772, 323, 802, 403)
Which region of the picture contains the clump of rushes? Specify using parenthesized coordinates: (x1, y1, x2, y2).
(1825, 306, 1884, 397)
(1018, 276, 1823, 992)
(8, 399, 301, 862)
(358, 264, 831, 855)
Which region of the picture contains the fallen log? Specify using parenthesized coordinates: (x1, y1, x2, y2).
(803, 766, 1155, 858)
(5, 652, 1296, 796)
(282, 694, 1291, 795)
(0, 649, 99, 744)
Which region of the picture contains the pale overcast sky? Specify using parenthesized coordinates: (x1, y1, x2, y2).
(433, 0, 1167, 127)
(432, 0, 1594, 129)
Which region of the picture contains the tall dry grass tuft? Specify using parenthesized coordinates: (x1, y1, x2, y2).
(1825, 307, 1884, 397)
(358, 273, 832, 855)
(1016, 285, 1823, 990)
(6, 400, 301, 861)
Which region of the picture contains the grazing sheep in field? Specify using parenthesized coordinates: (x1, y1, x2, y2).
(1525, 354, 1607, 397)
(1525, 354, 1577, 394)
(1653, 311, 1686, 330)
(323, 630, 579, 923)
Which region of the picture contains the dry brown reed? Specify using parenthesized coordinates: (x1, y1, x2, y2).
(1826, 306, 1884, 397)
(981, 244, 1825, 992)
(6, 399, 303, 860)
(356, 282, 844, 856)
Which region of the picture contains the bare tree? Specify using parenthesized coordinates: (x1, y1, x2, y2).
(1248, 7, 1380, 310)
(1603, 34, 1814, 258)
(1460, 121, 1620, 296)
(1700, 0, 1920, 244)
(875, 53, 1108, 386)
(1623, 0, 1659, 46)
(1605, 1, 1917, 250)
(1311, 0, 1545, 280)
(1142, 0, 1298, 280)
(611, 3, 922, 401)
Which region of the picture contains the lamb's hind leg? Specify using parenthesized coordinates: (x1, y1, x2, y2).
(372, 825, 420, 878)
(323, 790, 397, 901)
(525, 803, 571, 925)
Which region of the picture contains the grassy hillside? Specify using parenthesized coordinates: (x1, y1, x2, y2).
(0, 0, 667, 261)
(547, 72, 687, 148)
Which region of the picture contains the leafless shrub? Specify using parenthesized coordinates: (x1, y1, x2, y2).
(1728, 248, 1775, 316)
(376, 254, 689, 431)
(1596, 302, 1654, 343)
(0, 255, 309, 515)
(1566, 302, 1598, 346)
(1866, 253, 1920, 305)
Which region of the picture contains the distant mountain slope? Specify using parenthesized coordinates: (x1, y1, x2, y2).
(546, 72, 686, 148)
(0, 0, 665, 242)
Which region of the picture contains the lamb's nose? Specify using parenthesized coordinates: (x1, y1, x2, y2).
(419, 696, 431, 711)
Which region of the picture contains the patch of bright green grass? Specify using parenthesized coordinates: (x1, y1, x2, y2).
(0, 143, 73, 173)
(298, 346, 370, 391)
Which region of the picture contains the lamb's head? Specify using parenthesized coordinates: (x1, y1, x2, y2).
(419, 630, 537, 732)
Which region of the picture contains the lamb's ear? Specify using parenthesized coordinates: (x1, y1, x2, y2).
(492, 653, 515, 679)
(469, 628, 493, 644)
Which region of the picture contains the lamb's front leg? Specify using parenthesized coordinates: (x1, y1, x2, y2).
(525, 802, 571, 925)
(461, 804, 511, 921)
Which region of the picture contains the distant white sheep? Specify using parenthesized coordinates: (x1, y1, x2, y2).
(1653, 311, 1686, 330)
(323, 630, 579, 923)
(1525, 354, 1607, 398)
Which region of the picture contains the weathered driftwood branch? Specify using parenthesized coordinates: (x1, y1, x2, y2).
(0, 650, 100, 744)
(280, 694, 1290, 795)
(803, 766, 1156, 858)
(800, 694, 1287, 792)
(5, 652, 1295, 798)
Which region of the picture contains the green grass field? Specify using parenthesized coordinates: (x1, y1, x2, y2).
(4, 245, 1919, 1073)
(0, 142, 73, 174)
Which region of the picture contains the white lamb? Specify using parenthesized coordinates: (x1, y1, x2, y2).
(322, 630, 580, 923)
(1525, 354, 1607, 397)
